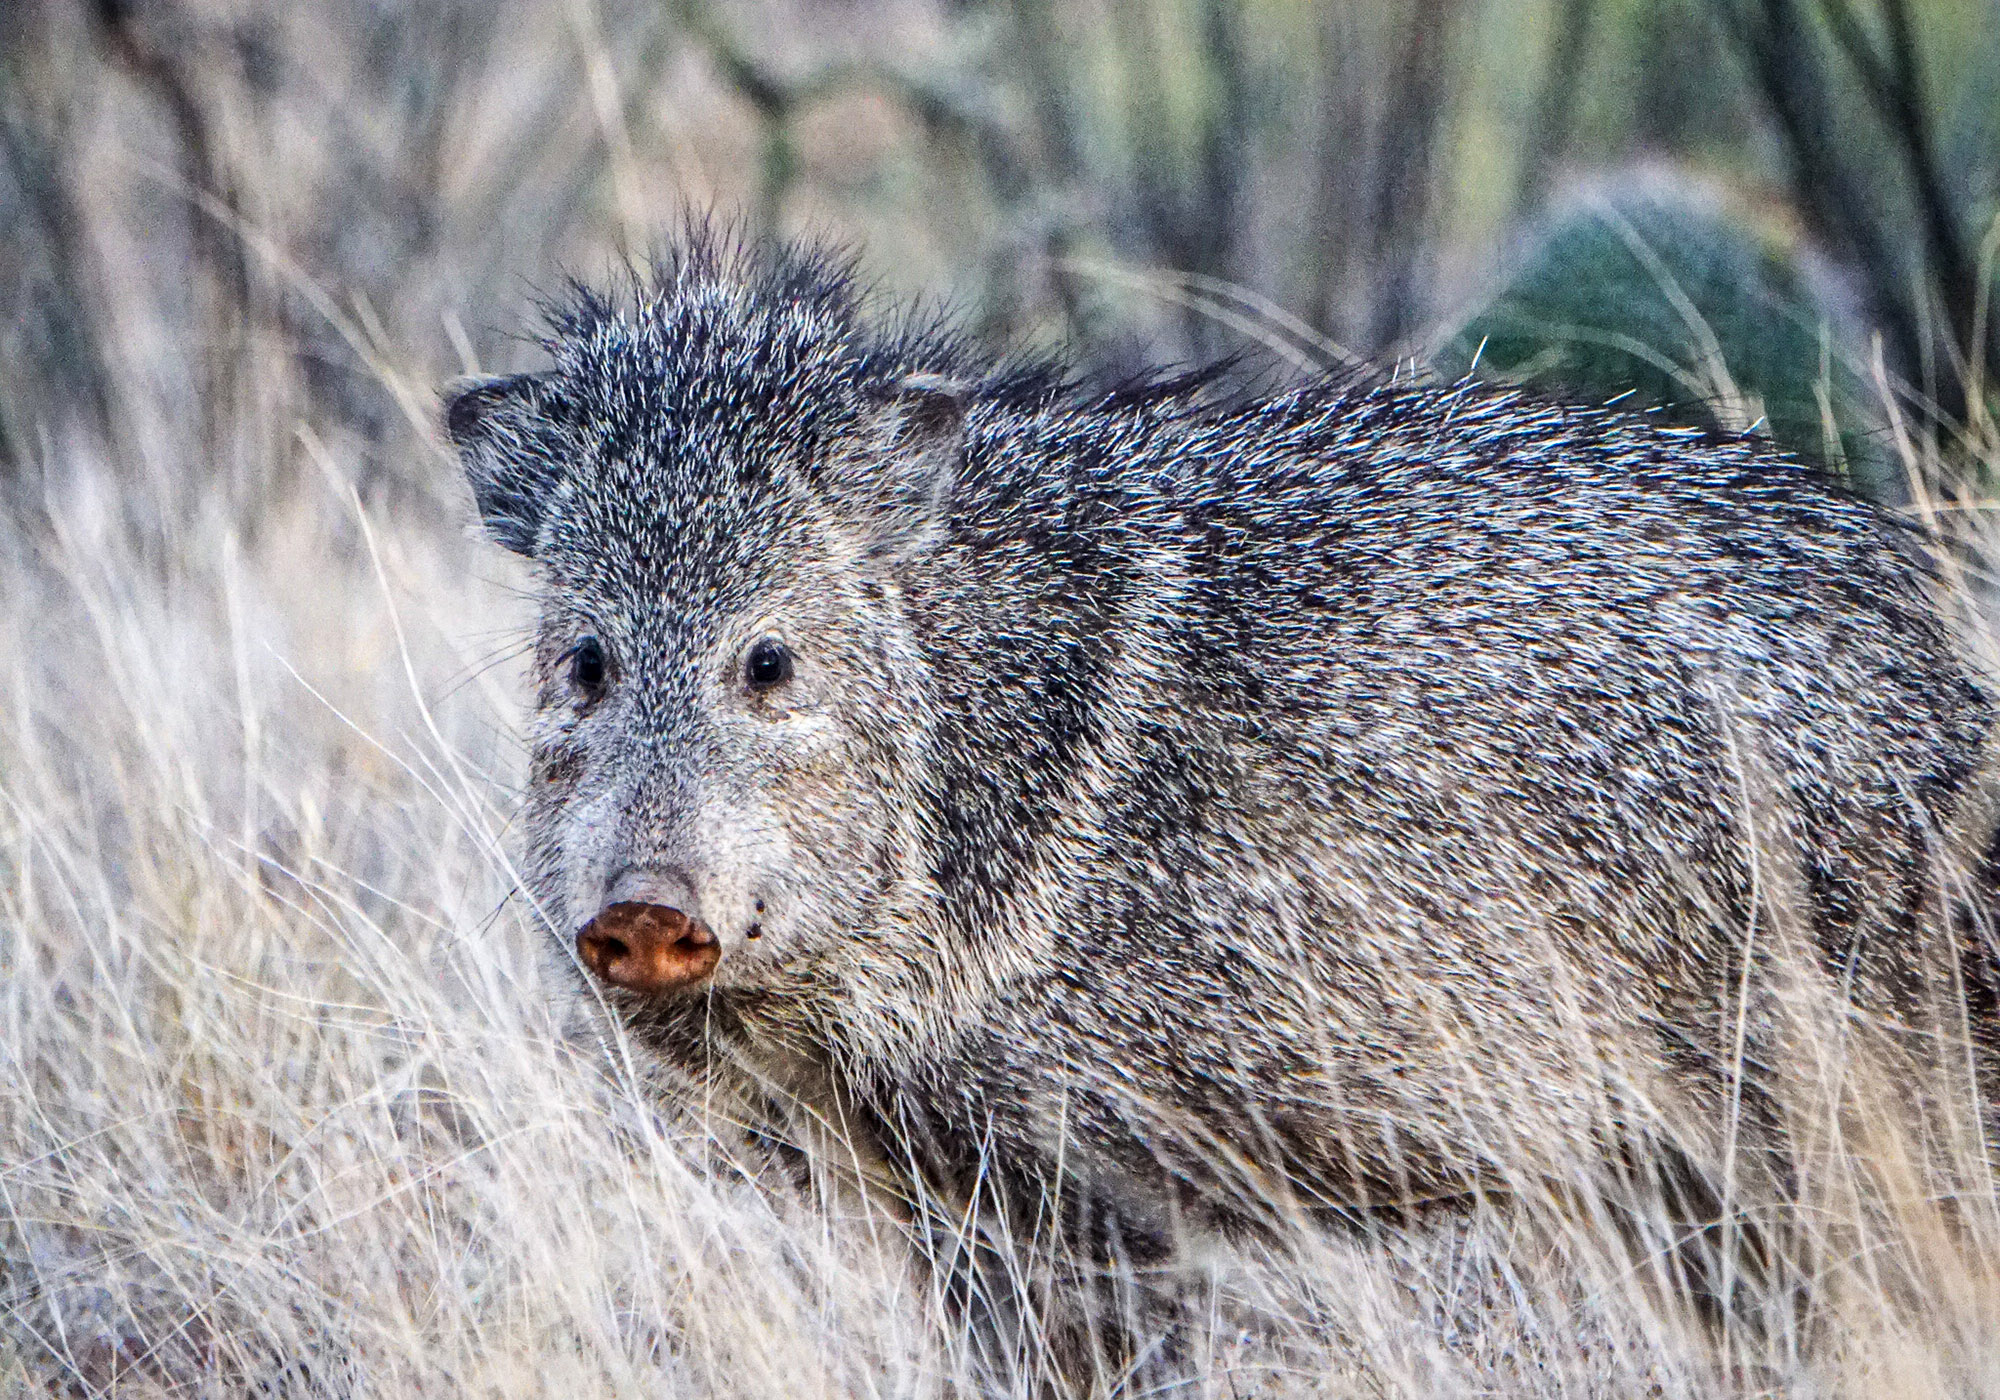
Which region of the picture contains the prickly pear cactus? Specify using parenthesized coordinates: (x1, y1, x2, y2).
(1439, 178, 1888, 495)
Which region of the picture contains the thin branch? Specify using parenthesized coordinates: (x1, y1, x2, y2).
(87, 0, 248, 311)
(1515, 0, 1599, 215)
(1709, 0, 1935, 414)
(1762, 0, 1993, 412)
(1813, 0, 1895, 103)
(671, 0, 1030, 239)
(1868, 0, 1995, 378)
(86, 0, 252, 452)
(1365, 0, 1467, 355)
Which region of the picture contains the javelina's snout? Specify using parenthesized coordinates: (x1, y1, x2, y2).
(576, 902, 720, 994)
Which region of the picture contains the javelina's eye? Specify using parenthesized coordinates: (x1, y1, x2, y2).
(745, 638, 794, 691)
(568, 636, 609, 700)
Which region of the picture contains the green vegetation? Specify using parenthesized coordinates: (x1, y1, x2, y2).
(1440, 180, 1888, 489)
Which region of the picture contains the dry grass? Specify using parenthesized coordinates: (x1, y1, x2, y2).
(5, 2, 2000, 1394)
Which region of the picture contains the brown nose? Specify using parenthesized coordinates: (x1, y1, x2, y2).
(575, 902, 721, 994)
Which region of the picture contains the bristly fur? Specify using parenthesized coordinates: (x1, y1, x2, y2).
(538, 227, 1076, 416)
(446, 223, 2000, 1392)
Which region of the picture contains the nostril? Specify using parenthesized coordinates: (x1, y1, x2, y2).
(575, 902, 721, 994)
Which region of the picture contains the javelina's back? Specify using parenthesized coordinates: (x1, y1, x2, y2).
(873, 378, 1996, 1221)
(447, 236, 1998, 1382)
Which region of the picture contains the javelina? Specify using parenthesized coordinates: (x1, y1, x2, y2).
(447, 232, 1999, 1384)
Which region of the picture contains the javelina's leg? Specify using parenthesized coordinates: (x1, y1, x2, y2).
(903, 1186, 1055, 1396)
(906, 1178, 1191, 1398)
(1064, 1199, 1193, 1398)
(1606, 1133, 1801, 1359)
(1032, 1193, 1191, 1398)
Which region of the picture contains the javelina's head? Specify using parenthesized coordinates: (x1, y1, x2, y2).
(445, 238, 998, 1012)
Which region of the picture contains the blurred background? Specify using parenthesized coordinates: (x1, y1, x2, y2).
(6, 8, 2000, 1390)
(2, 0, 1999, 519)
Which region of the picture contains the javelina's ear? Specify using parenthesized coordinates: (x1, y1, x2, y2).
(839, 372, 968, 560)
(444, 373, 564, 556)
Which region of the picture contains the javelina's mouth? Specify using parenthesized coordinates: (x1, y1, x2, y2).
(575, 901, 721, 994)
